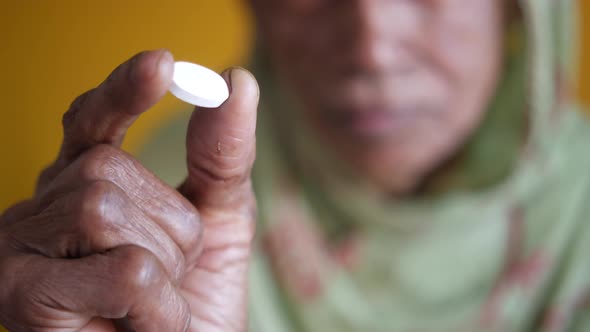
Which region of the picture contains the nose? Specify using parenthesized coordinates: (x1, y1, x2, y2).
(349, 0, 423, 74)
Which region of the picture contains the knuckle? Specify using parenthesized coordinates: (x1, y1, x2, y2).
(78, 145, 126, 181)
(62, 89, 95, 130)
(117, 246, 166, 293)
(76, 180, 119, 229)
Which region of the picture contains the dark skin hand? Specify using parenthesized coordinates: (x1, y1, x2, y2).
(0, 49, 258, 332)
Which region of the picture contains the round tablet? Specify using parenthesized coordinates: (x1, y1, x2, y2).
(169, 61, 229, 108)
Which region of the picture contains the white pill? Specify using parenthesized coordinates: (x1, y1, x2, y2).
(169, 61, 229, 108)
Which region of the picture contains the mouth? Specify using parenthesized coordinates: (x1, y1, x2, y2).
(328, 106, 421, 140)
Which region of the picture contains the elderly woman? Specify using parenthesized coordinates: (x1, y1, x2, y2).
(1, 0, 588, 331)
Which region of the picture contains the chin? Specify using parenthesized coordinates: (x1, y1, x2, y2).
(330, 122, 463, 194)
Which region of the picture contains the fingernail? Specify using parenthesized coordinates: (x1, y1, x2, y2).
(229, 67, 260, 102)
(157, 49, 174, 78)
(129, 49, 172, 83)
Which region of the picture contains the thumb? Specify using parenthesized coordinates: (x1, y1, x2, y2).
(179, 67, 259, 212)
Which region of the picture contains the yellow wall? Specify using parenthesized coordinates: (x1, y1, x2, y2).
(0, 1, 589, 211)
(0, 1, 253, 210)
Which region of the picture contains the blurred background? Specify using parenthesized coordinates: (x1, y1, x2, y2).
(0, 0, 588, 211)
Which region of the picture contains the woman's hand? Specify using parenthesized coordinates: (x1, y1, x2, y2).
(0, 49, 258, 332)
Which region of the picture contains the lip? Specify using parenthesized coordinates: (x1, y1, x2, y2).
(333, 107, 414, 138)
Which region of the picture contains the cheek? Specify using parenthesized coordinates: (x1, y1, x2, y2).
(429, 2, 503, 130)
(431, 1, 503, 87)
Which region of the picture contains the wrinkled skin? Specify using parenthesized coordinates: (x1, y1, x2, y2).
(0, 50, 258, 331)
(252, 0, 504, 193)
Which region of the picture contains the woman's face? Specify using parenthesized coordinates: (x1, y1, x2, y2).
(252, 0, 504, 192)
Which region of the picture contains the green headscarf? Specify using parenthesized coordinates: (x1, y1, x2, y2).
(247, 0, 590, 331)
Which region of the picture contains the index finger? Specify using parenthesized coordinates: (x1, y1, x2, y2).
(60, 49, 173, 165)
(37, 49, 174, 191)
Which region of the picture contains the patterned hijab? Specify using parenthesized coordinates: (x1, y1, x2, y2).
(247, 0, 590, 331)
